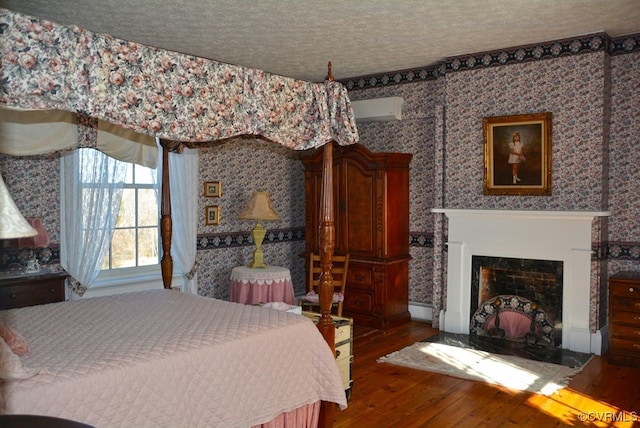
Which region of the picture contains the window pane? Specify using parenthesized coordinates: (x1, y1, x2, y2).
(138, 189, 158, 227)
(84, 154, 160, 272)
(116, 189, 136, 228)
(138, 227, 159, 266)
(111, 228, 136, 268)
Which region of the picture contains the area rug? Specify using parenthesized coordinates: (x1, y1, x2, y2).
(378, 341, 591, 395)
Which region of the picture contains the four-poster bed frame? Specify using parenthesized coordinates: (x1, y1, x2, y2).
(157, 93, 341, 426)
(1, 8, 358, 427)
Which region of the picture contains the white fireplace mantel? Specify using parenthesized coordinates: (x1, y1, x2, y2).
(432, 208, 611, 354)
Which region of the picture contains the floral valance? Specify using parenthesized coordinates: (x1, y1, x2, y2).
(0, 8, 359, 151)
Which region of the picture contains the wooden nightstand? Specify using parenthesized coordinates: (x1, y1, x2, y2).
(302, 312, 353, 399)
(608, 272, 640, 367)
(0, 271, 67, 309)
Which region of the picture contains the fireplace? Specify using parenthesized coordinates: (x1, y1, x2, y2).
(470, 256, 563, 348)
(432, 208, 611, 355)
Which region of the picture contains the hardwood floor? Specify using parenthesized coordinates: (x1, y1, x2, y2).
(333, 321, 640, 427)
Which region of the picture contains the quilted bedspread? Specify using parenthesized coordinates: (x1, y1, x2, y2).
(0, 289, 347, 427)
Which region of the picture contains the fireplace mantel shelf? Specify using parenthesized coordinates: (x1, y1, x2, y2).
(431, 208, 612, 218)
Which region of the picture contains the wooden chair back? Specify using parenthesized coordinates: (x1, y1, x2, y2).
(304, 252, 350, 316)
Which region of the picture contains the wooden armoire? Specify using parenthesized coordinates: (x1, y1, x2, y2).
(299, 142, 412, 329)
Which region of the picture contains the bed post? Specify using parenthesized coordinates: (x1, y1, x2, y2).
(317, 141, 336, 348)
(160, 145, 173, 289)
(318, 62, 337, 428)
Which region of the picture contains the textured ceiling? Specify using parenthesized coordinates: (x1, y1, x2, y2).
(1, 0, 639, 82)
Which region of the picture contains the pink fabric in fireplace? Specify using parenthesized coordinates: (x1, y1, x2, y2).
(485, 310, 536, 340)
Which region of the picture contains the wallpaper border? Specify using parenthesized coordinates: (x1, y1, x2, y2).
(197, 227, 304, 250)
(1, 245, 61, 269)
(0, 237, 628, 270)
(339, 32, 640, 90)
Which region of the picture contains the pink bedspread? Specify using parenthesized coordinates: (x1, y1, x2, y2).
(0, 289, 346, 427)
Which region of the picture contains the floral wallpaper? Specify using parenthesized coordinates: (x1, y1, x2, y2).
(343, 34, 640, 331)
(0, 153, 61, 269)
(195, 139, 307, 299)
(442, 54, 608, 210)
(2, 28, 640, 337)
(348, 80, 443, 305)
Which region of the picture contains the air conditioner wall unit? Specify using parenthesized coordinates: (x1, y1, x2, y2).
(351, 96, 403, 122)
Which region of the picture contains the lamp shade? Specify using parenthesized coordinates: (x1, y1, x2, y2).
(238, 191, 280, 221)
(0, 173, 37, 239)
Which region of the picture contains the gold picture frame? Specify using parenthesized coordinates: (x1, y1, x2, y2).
(205, 206, 220, 225)
(483, 112, 552, 195)
(204, 181, 222, 197)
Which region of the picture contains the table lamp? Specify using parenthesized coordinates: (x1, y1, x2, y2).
(0, 173, 37, 239)
(238, 191, 280, 268)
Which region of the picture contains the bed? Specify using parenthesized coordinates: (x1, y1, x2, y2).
(0, 7, 358, 427)
(0, 289, 346, 427)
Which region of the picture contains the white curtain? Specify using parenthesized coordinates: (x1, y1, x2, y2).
(163, 145, 199, 294)
(60, 149, 126, 298)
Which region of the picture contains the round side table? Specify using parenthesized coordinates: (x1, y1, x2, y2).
(229, 266, 295, 305)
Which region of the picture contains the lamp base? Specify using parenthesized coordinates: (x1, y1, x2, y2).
(249, 222, 268, 269)
(248, 250, 267, 269)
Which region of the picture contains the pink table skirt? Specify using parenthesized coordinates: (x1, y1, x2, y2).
(229, 266, 295, 305)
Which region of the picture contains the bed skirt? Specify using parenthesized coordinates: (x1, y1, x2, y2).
(255, 402, 320, 428)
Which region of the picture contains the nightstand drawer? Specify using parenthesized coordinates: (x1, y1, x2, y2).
(0, 282, 63, 309)
(0, 272, 67, 309)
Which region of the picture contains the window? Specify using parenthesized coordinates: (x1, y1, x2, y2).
(101, 161, 160, 270)
(62, 146, 164, 297)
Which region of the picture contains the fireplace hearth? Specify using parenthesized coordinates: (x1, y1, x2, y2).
(426, 331, 592, 368)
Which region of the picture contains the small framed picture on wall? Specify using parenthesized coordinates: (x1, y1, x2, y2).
(483, 112, 552, 196)
(204, 181, 222, 197)
(205, 206, 220, 225)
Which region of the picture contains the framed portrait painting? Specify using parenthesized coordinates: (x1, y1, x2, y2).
(483, 112, 552, 196)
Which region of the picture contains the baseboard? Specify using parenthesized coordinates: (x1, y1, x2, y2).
(592, 325, 607, 356)
(409, 302, 433, 323)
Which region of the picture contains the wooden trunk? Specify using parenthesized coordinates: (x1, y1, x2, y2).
(300, 142, 412, 329)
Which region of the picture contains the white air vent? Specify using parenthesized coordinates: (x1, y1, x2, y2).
(351, 96, 403, 122)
